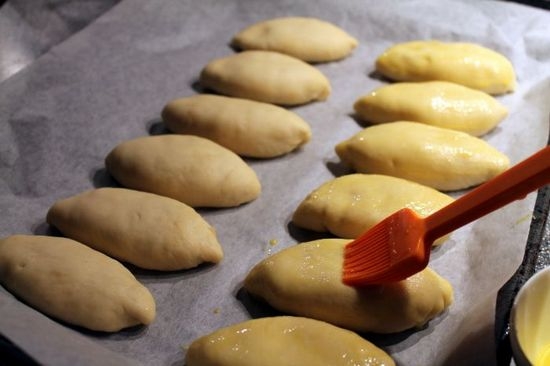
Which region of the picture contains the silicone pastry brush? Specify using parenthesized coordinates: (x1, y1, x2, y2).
(343, 146, 550, 286)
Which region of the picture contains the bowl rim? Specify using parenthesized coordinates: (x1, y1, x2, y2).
(510, 266, 550, 366)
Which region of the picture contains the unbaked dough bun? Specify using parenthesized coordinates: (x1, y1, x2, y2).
(186, 316, 395, 366)
(375, 40, 516, 94)
(354, 81, 508, 136)
(244, 239, 453, 334)
(335, 121, 510, 191)
(231, 17, 358, 62)
(105, 135, 261, 207)
(199, 50, 330, 106)
(292, 174, 453, 245)
(162, 94, 311, 158)
(0, 235, 156, 332)
(47, 187, 223, 271)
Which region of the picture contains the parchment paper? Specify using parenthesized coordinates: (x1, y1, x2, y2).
(1, 0, 550, 365)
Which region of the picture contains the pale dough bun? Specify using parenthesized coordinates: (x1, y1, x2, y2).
(105, 135, 261, 207)
(354, 81, 508, 136)
(231, 17, 358, 62)
(47, 187, 223, 271)
(199, 50, 331, 106)
(186, 316, 395, 366)
(292, 174, 453, 245)
(375, 40, 516, 95)
(244, 239, 453, 334)
(0, 235, 156, 332)
(162, 94, 311, 158)
(335, 121, 510, 191)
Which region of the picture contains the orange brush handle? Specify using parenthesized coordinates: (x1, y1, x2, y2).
(424, 146, 550, 245)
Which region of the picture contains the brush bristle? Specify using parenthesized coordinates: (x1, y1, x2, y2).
(342, 208, 429, 286)
(343, 216, 394, 284)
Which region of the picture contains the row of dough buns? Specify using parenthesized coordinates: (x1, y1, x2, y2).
(164, 17, 358, 162)
(181, 16, 398, 366)
(274, 40, 515, 340)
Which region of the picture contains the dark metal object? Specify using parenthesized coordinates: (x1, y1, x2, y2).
(506, 0, 550, 10)
(495, 123, 550, 365)
(0, 333, 39, 366)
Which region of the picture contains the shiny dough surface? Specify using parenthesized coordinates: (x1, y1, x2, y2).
(335, 121, 510, 191)
(186, 316, 395, 366)
(244, 239, 453, 333)
(292, 173, 453, 245)
(162, 94, 311, 158)
(354, 81, 508, 136)
(231, 17, 358, 62)
(0, 235, 156, 332)
(375, 40, 516, 94)
(47, 187, 223, 271)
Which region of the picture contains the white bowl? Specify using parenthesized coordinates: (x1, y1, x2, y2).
(510, 266, 550, 366)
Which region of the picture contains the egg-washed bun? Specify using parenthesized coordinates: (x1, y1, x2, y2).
(0, 235, 156, 332)
(199, 50, 330, 106)
(335, 121, 510, 191)
(375, 40, 516, 95)
(105, 135, 261, 208)
(186, 316, 394, 366)
(47, 187, 223, 271)
(162, 94, 311, 158)
(354, 81, 508, 136)
(231, 17, 358, 62)
(292, 173, 453, 245)
(244, 239, 453, 334)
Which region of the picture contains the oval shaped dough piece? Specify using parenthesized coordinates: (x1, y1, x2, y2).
(354, 81, 508, 136)
(162, 94, 311, 158)
(105, 135, 261, 207)
(199, 50, 331, 106)
(0, 235, 155, 332)
(375, 41, 516, 94)
(46, 188, 223, 271)
(244, 239, 453, 333)
(335, 121, 510, 191)
(231, 17, 358, 62)
(292, 174, 453, 245)
(186, 316, 395, 366)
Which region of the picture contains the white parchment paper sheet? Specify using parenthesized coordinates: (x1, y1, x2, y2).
(1, 0, 550, 365)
